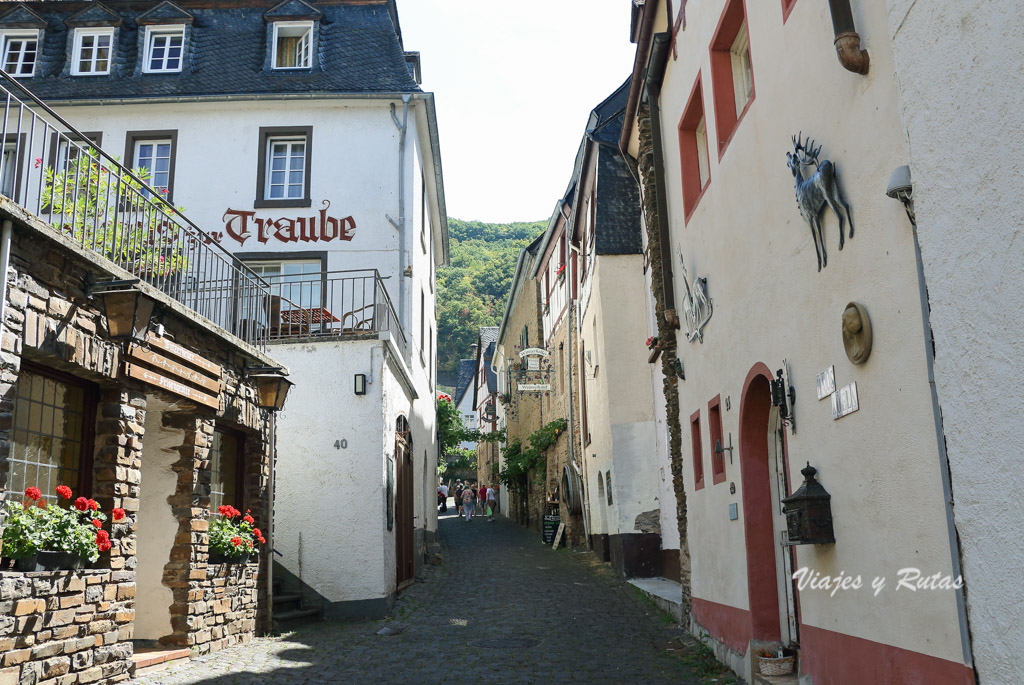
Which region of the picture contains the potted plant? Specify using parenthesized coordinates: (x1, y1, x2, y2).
(756, 648, 796, 676)
(646, 336, 659, 350)
(1, 486, 113, 571)
(208, 505, 265, 564)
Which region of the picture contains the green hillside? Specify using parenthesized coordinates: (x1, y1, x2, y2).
(437, 218, 547, 380)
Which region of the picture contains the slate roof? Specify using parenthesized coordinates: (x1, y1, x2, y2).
(479, 326, 499, 394)
(2, 0, 420, 101)
(595, 147, 642, 255)
(454, 358, 476, 407)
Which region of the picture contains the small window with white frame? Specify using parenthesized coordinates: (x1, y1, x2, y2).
(72, 27, 114, 76)
(272, 21, 312, 70)
(1, 30, 39, 77)
(133, 139, 172, 196)
(695, 116, 710, 189)
(730, 22, 753, 116)
(266, 136, 306, 199)
(144, 25, 184, 73)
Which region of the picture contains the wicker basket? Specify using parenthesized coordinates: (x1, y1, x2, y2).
(757, 655, 795, 676)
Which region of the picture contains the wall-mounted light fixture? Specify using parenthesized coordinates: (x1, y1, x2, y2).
(87, 278, 156, 343)
(246, 366, 294, 411)
(770, 367, 796, 432)
(354, 373, 367, 395)
(714, 434, 734, 464)
(886, 165, 915, 226)
(671, 357, 685, 381)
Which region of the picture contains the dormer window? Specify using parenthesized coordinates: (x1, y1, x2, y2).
(72, 28, 114, 76)
(272, 21, 311, 69)
(1, 30, 38, 77)
(144, 25, 184, 73)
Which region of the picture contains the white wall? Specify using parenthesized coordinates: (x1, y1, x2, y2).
(885, 2, 1024, 681)
(136, 397, 185, 641)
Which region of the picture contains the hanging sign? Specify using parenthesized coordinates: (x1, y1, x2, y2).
(213, 201, 356, 246)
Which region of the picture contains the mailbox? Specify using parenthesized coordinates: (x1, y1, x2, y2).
(781, 462, 835, 545)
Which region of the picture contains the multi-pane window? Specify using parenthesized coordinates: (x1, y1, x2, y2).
(1, 31, 38, 77)
(72, 28, 114, 76)
(265, 137, 306, 200)
(134, 139, 172, 196)
(209, 429, 242, 514)
(695, 116, 710, 188)
(273, 22, 312, 69)
(144, 26, 184, 73)
(7, 367, 95, 497)
(246, 259, 323, 333)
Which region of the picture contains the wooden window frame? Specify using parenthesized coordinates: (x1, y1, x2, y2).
(255, 126, 312, 209)
(124, 130, 178, 202)
(678, 74, 711, 222)
(709, 394, 726, 484)
(71, 27, 115, 76)
(8, 361, 98, 498)
(1, 30, 39, 77)
(143, 24, 185, 74)
(709, 0, 755, 159)
(271, 21, 313, 71)
(690, 409, 705, 491)
(209, 426, 246, 513)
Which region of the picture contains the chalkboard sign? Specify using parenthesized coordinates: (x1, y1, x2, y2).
(542, 514, 561, 544)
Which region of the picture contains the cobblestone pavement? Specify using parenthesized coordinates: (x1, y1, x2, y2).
(132, 507, 716, 684)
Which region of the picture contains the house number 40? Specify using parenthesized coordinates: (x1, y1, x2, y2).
(334, 440, 348, 449)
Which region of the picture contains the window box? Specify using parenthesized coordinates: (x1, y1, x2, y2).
(143, 25, 184, 73)
(255, 126, 312, 208)
(72, 28, 114, 76)
(1, 30, 38, 77)
(272, 21, 312, 70)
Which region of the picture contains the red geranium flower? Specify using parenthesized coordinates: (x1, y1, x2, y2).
(96, 529, 110, 542)
(218, 505, 241, 518)
(25, 487, 41, 501)
(243, 515, 255, 525)
(56, 485, 73, 500)
(257, 535, 266, 544)
(112, 508, 126, 521)
(92, 519, 102, 528)
(252, 528, 262, 538)
(231, 536, 242, 547)
(97, 536, 112, 553)
(36, 498, 47, 509)
(74, 497, 89, 512)
(88, 499, 99, 511)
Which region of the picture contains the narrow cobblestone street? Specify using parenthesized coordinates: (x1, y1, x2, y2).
(132, 507, 719, 684)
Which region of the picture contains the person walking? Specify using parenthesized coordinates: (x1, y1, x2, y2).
(470, 483, 479, 517)
(437, 481, 448, 513)
(461, 484, 474, 521)
(486, 484, 497, 521)
(455, 481, 464, 517)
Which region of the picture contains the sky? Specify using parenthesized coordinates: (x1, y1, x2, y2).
(398, 1, 638, 224)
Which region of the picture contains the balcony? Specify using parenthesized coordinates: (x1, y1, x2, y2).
(0, 71, 271, 350)
(261, 269, 406, 346)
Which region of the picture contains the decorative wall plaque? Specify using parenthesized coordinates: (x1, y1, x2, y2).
(842, 302, 872, 365)
(786, 133, 854, 271)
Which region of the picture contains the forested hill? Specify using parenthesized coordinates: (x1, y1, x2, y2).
(437, 218, 547, 385)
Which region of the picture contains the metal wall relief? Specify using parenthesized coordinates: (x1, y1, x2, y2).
(677, 255, 713, 343)
(786, 133, 854, 271)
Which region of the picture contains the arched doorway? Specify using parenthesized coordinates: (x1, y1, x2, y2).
(739, 363, 798, 646)
(394, 416, 414, 588)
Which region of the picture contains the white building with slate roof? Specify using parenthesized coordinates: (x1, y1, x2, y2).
(0, 0, 448, 620)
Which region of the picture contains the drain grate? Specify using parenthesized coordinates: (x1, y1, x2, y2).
(467, 637, 539, 650)
(416, 617, 469, 626)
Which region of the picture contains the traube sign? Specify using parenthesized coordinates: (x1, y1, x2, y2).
(216, 201, 356, 246)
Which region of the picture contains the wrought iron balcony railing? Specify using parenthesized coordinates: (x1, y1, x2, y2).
(0, 70, 271, 350)
(260, 269, 406, 346)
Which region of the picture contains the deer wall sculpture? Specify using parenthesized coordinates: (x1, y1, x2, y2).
(786, 133, 853, 271)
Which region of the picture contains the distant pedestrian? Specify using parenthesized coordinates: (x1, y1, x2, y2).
(470, 484, 479, 517)
(486, 484, 497, 521)
(438, 482, 448, 513)
(455, 482, 464, 517)
(461, 485, 474, 521)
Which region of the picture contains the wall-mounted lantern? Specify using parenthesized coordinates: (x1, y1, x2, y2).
(354, 373, 367, 395)
(246, 366, 294, 411)
(886, 165, 915, 226)
(770, 367, 796, 432)
(781, 462, 835, 545)
(88, 278, 156, 343)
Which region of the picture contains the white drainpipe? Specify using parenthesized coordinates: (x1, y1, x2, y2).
(389, 95, 412, 353)
(0, 220, 13, 333)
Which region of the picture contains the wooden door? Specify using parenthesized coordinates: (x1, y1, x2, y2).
(394, 433, 414, 587)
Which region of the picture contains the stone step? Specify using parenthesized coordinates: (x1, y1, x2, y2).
(627, 577, 683, 623)
(273, 608, 321, 623)
(272, 593, 302, 605)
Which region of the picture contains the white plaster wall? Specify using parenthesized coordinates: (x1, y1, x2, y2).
(650, 0, 965, 663)
(271, 339, 389, 603)
(136, 397, 185, 641)
(885, 2, 1024, 680)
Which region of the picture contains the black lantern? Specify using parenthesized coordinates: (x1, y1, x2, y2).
(781, 462, 835, 545)
(248, 369, 293, 411)
(770, 368, 795, 431)
(90, 279, 155, 342)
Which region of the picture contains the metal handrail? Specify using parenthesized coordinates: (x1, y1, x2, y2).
(260, 269, 406, 346)
(0, 70, 271, 350)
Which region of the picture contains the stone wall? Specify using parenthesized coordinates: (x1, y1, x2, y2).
(0, 570, 135, 684)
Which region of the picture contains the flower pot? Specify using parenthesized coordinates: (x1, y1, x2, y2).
(757, 655, 795, 676)
(6, 553, 40, 572)
(38, 551, 84, 571)
(209, 551, 250, 565)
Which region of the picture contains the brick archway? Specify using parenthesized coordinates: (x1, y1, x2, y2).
(738, 362, 782, 642)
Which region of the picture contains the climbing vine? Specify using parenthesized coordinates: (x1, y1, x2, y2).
(498, 418, 567, 491)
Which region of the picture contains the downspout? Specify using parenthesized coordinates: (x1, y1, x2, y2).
(0, 220, 12, 333)
(644, 33, 677, 326)
(265, 412, 276, 631)
(828, 0, 870, 74)
(389, 95, 412, 348)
